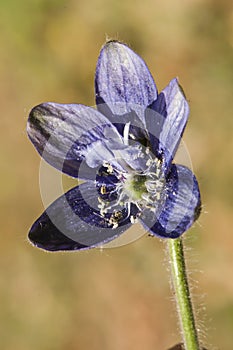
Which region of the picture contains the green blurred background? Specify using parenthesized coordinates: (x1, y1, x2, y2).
(0, 0, 233, 349)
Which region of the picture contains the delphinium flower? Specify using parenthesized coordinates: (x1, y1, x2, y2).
(27, 41, 205, 350)
(27, 40, 201, 251)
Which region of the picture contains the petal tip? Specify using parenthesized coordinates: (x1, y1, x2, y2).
(103, 39, 127, 49)
(168, 77, 188, 100)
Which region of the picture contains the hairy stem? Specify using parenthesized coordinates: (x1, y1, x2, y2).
(167, 237, 200, 350)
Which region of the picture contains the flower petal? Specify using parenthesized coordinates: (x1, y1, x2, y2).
(146, 78, 189, 169)
(95, 40, 157, 124)
(28, 181, 134, 251)
(27, 102, 122, 178)
(140, 164, 201, 238)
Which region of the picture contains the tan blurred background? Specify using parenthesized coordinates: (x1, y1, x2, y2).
(0, 0, 233, 349)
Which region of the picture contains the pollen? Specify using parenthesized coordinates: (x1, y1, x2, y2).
(103, 161, 114, 174)
(100, 185, 107, 194)
(108, 210, 123, 228)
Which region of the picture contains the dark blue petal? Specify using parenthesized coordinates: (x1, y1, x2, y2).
(27, 102, 122, 178)
(28, 181, 135, 251)
(95, 41, 157, 125)
(146, 78, 189, 170)
(140, 164, 201, 239)
(144, 108, 164, 160)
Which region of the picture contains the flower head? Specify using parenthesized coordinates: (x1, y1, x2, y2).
(27, 41, 201, 251)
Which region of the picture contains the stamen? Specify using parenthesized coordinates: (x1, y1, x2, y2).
(123, 122, 131, 145)
(130, 215, 138, 224)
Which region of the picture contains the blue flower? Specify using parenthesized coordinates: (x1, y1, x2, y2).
(27, 41, 201, 251)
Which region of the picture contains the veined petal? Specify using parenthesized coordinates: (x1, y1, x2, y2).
(95, 41, 157, 124)
(140, 164, 201, 238)
(146, 78, 189, 170)
(27, 102, 122, 178)
(28, 181, 134, 251)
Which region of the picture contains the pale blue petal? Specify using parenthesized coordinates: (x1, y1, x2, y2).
(146, 78, 189, 169)
(95, 41, 157, 125)
(27, 102, 122, 178)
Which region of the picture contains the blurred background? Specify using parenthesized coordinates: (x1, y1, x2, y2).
(0, 0, 233, 349)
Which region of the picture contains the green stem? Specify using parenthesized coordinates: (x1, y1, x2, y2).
(167, 237, 200, 350)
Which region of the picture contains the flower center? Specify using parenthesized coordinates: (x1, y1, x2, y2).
(97, 147, 166, 228)
(119, 155, 165, 212)
(124, 174, 147, 202)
